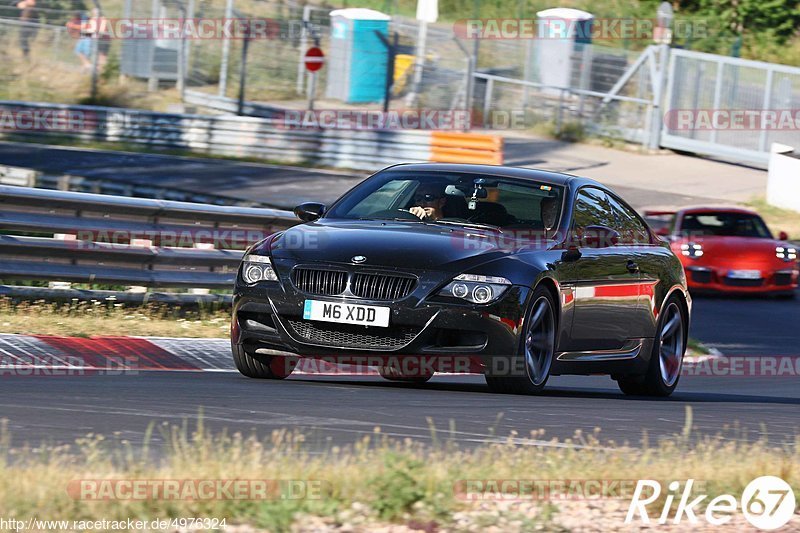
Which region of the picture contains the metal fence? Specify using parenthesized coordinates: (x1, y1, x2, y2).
(661, 49, 800, 166)
(476, 43, 662, 146)
(0, 184, 296, 292)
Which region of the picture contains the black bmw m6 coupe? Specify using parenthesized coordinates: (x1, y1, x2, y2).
(231, 164, 691, 396)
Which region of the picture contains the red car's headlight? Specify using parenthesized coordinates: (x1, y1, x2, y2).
(681, 242, 704, 259)
(775, 246, 797, 262)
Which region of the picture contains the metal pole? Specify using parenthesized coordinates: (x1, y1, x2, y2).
(237, 30, 250, 116)
(176, 2, 186, 99)
(148, 0, 160, 91)
(218, 0, 234, 97)
(472, 0, 480, 77)
(648, 43, 670, 150)
(375, 30, 397, 113)
(405, 19, 427, 107)
(296, 5, 312, 95)
(522, 38, 532, 106)
(307, 72, 317, 111)
(89, 1, 102, 101)
(453, 36, 475, 130)
(758, 68, 774, 153)
(482, 76, 493, 128)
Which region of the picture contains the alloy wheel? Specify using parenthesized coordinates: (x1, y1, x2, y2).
(523, 296, 556, 386)
(658, 302, 684, 387)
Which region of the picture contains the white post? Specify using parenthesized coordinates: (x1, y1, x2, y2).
(307, 71, 317, 111)
(218, 0, 234, 97)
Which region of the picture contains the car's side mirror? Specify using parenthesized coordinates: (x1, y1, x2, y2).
(583, 225, 620, 248)
(779, 230, 789, 241)
(294, 202, 326, 222)
(561, 244, 582, 262)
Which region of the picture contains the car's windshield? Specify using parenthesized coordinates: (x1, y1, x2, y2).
(680, 212, 772, 238)
(326, 171, 564, 232)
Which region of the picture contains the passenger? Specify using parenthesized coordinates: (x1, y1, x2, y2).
(541, 195, 559, 236)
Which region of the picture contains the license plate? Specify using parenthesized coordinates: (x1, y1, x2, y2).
(303, 300, 390, 327)
(728, 269, 761, 279)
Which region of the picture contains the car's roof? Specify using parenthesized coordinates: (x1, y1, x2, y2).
(679, 206, 760, 216)
(385, 163, 604, 189)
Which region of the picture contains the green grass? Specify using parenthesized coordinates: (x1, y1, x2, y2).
(0, 408, 797, 532)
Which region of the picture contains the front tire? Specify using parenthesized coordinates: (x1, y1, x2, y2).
(485, 286, 556, 395)
(232, 342, 297, 379)
(618, 297, 686, 397)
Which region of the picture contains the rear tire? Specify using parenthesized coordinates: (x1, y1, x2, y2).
(232, 342, 297, 379)
(485, 286, 556, 395)
(618, 296, 686, 397)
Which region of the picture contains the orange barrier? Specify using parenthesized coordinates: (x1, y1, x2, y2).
(430, 132, 503, 165)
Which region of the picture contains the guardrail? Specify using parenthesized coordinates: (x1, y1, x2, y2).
(0, 100, 496, 171)
(0, 185, 297, 291)
(0, 164, 265, 207)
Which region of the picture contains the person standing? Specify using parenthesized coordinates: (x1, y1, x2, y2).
(66, 11, 92, 69)
(16, 0, 38, 58)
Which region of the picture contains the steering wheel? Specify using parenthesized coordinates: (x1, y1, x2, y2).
(369, 209, 422, 221)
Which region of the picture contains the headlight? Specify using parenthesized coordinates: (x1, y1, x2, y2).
(437, 274, 511, 304)
(776, 246, 798, 262)
(241, 254, 278, 284)
(681, 242, 704, 258)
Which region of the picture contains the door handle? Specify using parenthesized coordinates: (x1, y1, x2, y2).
(626, 260, 640, 273)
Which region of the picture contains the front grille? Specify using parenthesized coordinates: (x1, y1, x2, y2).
(351, 272, 417, 300)
(774, 272, 793, 286)
(722, 277, 764, 287)
(287, 319, 419, 350)
(292, 267, 347, 296)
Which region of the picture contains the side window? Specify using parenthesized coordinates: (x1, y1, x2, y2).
(572, 188, 616, 236)
(607, 194, 652, 244)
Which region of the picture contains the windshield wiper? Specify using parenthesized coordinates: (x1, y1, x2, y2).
(433, 220, 504, 233)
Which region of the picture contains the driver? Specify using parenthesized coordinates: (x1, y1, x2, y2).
(409, 184, 447, 221)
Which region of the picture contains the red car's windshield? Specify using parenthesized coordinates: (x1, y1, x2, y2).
(680, 212, 772, 238)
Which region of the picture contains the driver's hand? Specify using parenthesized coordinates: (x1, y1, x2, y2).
(410, 206, 430, 220)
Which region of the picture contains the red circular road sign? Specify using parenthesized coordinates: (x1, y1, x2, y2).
(304, 47, 325, 72)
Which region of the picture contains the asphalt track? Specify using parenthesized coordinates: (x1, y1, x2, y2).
(0, 141, 798, 450)
(0, 141, 722, 210)
(2, 371, 799, 451)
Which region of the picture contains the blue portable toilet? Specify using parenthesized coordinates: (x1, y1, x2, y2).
(325, 8, 391, 104)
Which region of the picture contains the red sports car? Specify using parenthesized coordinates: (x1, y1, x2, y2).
(645, 207, 798, 296)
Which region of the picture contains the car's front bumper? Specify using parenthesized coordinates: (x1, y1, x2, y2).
(232, 279, 531, 372)
(684, 265, 798, 293)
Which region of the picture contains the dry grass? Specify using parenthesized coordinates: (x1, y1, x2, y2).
(746, 197, 800, 241)
(0, 409, 797, 532)
(0, 298, 230, 338)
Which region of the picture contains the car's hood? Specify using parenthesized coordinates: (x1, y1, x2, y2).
(269, 219, 554, 272)
(679, 235, 781, 259)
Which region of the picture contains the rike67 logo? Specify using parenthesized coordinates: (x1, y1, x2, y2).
(626, 476, 796, 530)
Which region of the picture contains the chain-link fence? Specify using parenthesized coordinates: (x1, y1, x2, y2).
(476, 42, 658, 144)
(2, 1, 799, 165)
